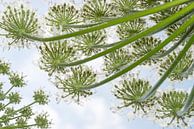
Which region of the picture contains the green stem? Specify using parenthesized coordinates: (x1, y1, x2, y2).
(152, 23, 194, 59)
(0, 114, 24, 123)
(93, 10, 194, 49)
(0, 102, 11, 110)
(82, 14, 194, 90)
(63, 22, 103, 28)
(23, 0, 190, 42)
(177, 84, 194, 117)
(60, 3, 194, 67)
(13, 101, 36, 115)
(0, 101, 36, 121)
(140, 34, 194, 101)
(4, 86, 14, 97)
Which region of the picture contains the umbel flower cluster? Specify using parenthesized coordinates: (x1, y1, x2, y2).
(0, 0, 194, 128)
(0, 60, 51, 129)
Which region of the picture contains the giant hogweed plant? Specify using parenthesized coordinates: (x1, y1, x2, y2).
(0, 0, 194, 128)
(0, 60, 51, 129)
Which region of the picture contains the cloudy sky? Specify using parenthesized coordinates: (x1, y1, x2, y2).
(0, 0, 194, 129)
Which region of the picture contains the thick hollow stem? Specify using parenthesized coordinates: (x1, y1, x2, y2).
(140, 34, 194, 101)
(82, 15, 194, 90)
(23, 0, 190, 42)
(60, 3, 194, 67)
(177, 84, 194, 117)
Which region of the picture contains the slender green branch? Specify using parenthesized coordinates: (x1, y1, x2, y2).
(4, 86, 14, 97)
(0, 102, 11, 110)
(177, 84, 194, 117)
(92, 19, 193, 49)
(0, 114, 24, 123)
(0, 101, 36, 120)
(62, 22, 103, 28)
(140, 34, 194, 101)
(60, 4, 194, 67)
(23, 0, 190, 42)
(12, 102, 36, 115)
(152, 23, 194, 59)
(82, 15, 194, 90)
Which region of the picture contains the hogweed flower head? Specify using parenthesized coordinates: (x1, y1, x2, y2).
(0, 5, 39, 47)
(35, 113, 51, 128)
(113, 0, 140, 15)
(33, 89, 49, 105)
(156, 90, 194, 127)
(131, 37, 164, 65)
(0, 60, 10, 75)
(46, 3, 79, 32)
(103, 48, 132, 75)
(159, 51, 194, 81)
(39, 41, 76, 76)
(9, 72, 26, 87)
(73, 30, 107, 55)
(55, 65, 96, 103)
(7, 92, 22, 104)
(114, 77, 156, 113)
(82, 0, 116, 22)
(117, 18, 146, 40)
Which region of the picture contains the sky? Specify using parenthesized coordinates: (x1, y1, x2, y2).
(0, 0, 194, 129)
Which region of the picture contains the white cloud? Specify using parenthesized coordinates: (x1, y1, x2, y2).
(64, 97, 126, 129)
